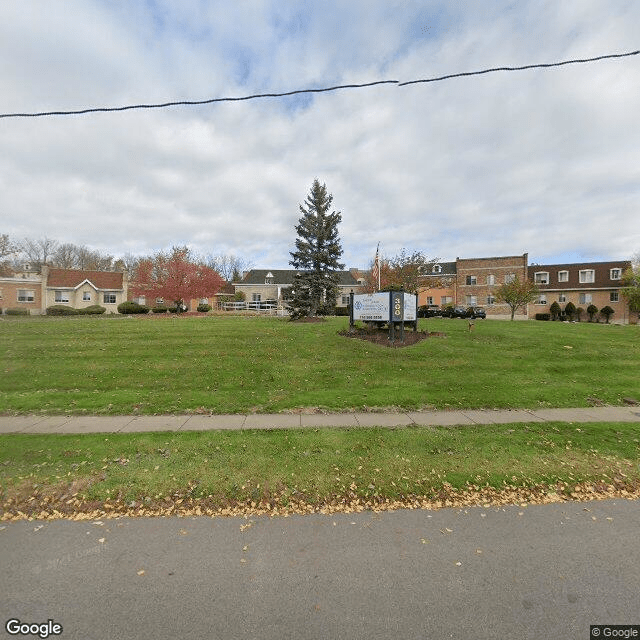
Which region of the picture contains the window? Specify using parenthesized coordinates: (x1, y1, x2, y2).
(265, 271, 274, 284)
(156, 298, 164, 305)
(534, 272, 549, 284)
(426, 296, 434, 305)
(82, 292, 91, 301)
(341, 295, 350, 305)
(134, 296, 146, 305)
(465, 295, 477, 305)
(487, 275, 495, 286)
(535, 295, 547, 305)
(17, 289, 35, 302)
(252, 293, 261, 302)
(610, 268, 621, 280)
(441, 296, 452, 305)
(505, 273, 516, 284)
(610, 291, 619, 302)
(55, 290, 70, 303)
(558, 293, 566, 303)
(579, 293, 592, 304)
(466, 275, 477, 285)
(103, 292, 117, 304)
(579, 270, 595, 283)
(558, 271, 569, 282)
(432, 264, 442, 274)
(487, 295, 495, 305)
(199, 298, 208, 305)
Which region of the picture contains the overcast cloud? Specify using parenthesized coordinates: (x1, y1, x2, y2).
(1, 0, 638, 270)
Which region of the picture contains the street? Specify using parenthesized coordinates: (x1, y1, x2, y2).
(2, 499, 639, 640)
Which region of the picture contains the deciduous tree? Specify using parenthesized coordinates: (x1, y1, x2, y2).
(495, 275, 538, 321)
(131, 246, 224, 310)
(621, 254, 640, 314)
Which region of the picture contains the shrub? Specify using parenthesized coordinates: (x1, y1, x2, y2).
(564, 302, 576, 321)
(79, 305, 106, 315)
(168, 306, 179, 313)
(152, 306, 168, 314)
(576, 307, 585, 322)
(333, 306, 350, 316)
(6, 307, 30, 316)
(197, 304, 212, 313)
(535, 313, 551, 321)
(587, 304, 598, 322)
(600, 306, 614, 323)
(549, 301, 561, 320)
(117, 301, 149, 314)
(46, 305, 78, 316)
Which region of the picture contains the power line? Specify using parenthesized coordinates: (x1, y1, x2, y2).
(0, 49, 637, 119)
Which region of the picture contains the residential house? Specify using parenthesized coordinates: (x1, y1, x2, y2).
(0, 265, 128, 314)
(234, 269, 363, 309)
(527, 260, 634, 323)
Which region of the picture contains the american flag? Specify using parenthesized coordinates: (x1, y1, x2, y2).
(372, 243, 380, 291)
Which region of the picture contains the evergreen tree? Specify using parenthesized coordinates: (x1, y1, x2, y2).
(288, 180, 345, 318)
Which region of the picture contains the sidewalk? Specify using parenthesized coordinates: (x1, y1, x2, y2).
(1, 405, 639, 434)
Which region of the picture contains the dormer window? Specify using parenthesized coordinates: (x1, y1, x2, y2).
(432, 264, 442, 274)
(265, 271, 274, 285)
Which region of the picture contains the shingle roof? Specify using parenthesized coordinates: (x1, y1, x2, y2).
(528, 261, 631, 290)
(239, 269, 360, 286)
(47, 269, 124, 290)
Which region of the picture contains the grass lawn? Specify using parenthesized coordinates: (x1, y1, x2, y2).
(2, 421, 639, 519)
(1, 315, 639, 415)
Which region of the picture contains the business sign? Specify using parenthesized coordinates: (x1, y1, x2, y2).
(352, 292, 390, 321)
(352, 291, 417, 322)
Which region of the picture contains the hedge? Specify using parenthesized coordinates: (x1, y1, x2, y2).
(6, 308, 30, 316)
(47, 305, 78, 316)
(117, 301, 149, 314)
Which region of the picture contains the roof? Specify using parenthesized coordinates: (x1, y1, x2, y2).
(47, 269, 124, 290)
(239, 269, 360, 286)
(528, 261, 631, 290)
(421, 261, 457, 276)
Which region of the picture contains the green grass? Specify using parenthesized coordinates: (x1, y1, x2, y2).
(1, 315, 638, 414)
(2, 422, 639, 509)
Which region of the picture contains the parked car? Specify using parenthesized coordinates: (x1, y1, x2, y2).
(418, 305, 441, 318)
(466, 307, 486, 319)
(443, 306, 468, 318)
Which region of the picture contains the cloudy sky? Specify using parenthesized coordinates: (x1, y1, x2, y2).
(1, 0, 639, 270)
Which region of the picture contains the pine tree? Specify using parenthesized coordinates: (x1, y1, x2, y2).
(288, 180, 345, 318)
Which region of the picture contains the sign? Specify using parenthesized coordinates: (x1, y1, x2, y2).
(352, 292, 390, 321)
(403, 294, 417, 321)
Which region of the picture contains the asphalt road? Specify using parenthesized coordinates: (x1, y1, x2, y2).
(2, 499, 639, 640)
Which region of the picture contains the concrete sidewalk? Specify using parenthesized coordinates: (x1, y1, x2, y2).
(1, 405, 639, 434)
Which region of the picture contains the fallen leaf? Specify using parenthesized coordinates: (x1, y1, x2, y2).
(137, 570, 145, 576)
(98, 538, 105, 544)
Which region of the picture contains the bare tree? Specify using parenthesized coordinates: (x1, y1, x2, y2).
(19, 237, 59, 266)
(207, 254, 253, 282)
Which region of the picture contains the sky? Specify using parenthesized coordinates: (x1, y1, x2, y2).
(1, 0, 639, 271)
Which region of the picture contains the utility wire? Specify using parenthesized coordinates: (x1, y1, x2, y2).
(0, 49, 637, 119)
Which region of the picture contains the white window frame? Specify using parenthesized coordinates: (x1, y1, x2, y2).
(579, 270, 595, 283)
(610, 291, 619, 302)
(534, 272, 549, 284)
(252, 293, 261, 302)
(55, 290, 70, 303)
(487, 295, 495, 305)
(441, 296, 452, 305)
(465, 295, 477, 306)
(535, 295, 547, 305)
(103, 292, 117, 304)
(341, 295, 350, 305)
(487, 275, 495, 286)
(18, 289, 35, 303)
(558, 293, 566, 303)
(156, 298, 164, 305)
(505, 273, 516, 284)
(426, 296, 434, 305)
(610, 268, 621, 280)
(82, 291, 91, 301)
(466, 275, 477, 285)
(558, 271, 569, 282)
(579, 293, 592, 304)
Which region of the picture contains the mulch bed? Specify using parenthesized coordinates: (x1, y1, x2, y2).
(338, 327, 446, 348)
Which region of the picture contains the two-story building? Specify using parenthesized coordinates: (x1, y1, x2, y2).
(527, 260, 634, 323)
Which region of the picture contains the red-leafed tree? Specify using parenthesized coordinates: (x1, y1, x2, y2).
(131, 246, 224, 310)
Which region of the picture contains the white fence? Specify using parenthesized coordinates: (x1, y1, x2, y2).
(220, 301, 287, 315)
